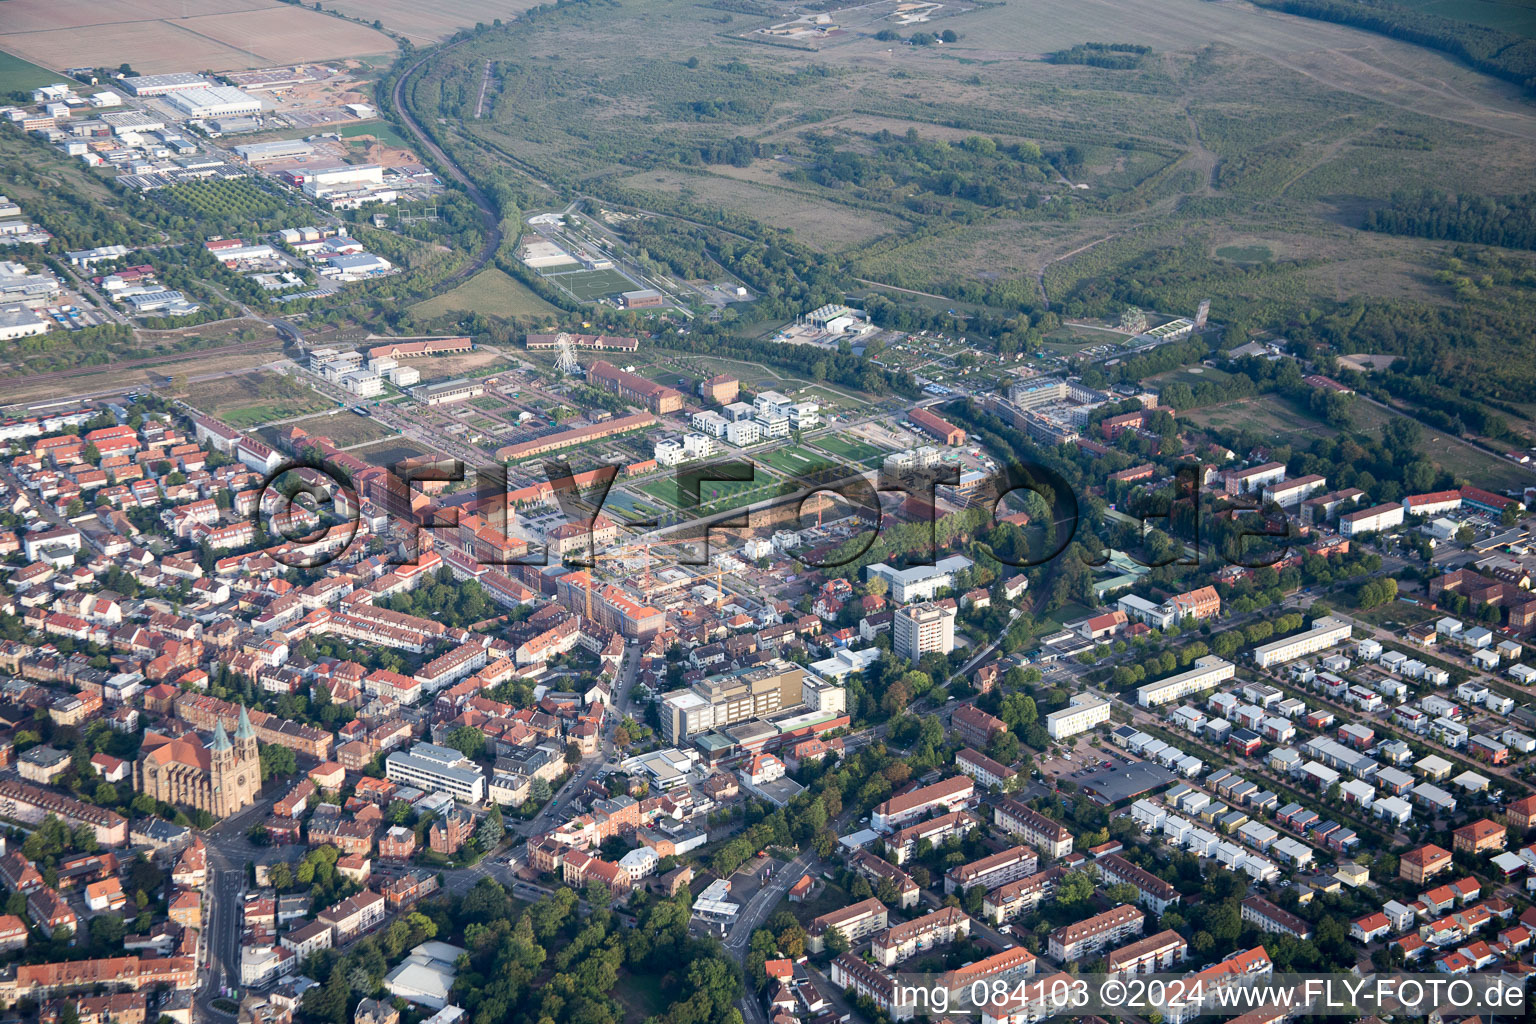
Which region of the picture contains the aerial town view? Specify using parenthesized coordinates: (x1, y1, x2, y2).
(1, 0, 1535, 1023)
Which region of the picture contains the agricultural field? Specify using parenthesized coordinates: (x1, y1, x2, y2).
(319, 0, 547, 44)
(178, 371, 335, 427)
(0, 0, 394, 73)
(0, 50, 59, 93)
(410, 267, 560, 320)
(411, 0, 1536, 406)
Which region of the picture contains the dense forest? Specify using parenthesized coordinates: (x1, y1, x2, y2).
(1363, 190, 1536, 250)
(1046, 42, 1153, 69)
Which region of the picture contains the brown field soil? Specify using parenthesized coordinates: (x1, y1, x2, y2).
(0, 0, 394, 73)
(405, 348, 512, 382)
(351, 439, 435, 468)
(261, 410, 397, 448)
(320, 0, 547, 44)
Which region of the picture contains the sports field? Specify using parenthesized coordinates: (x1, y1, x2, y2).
(543, 268, 640, 303)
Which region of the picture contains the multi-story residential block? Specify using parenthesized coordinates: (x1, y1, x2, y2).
(994, 799, 1073, 858)
(956, 747, 1017, 789)
(1106, 929, 1187, 975)
(886, 810, 980, 864)
(1240, 896, 1314, 939)
(953, 704, 1007, 748)
(807, 897, 888, 953)
(1252, 617, 1351, 669)
(894, 602, 956, 661)
(981, 866, 1066, 924)
(870, 907, 971, 967)
(1047, 905, 1144, 962)
(871, 776, 973, 832)
(944, 845, 1038, 895)
(1400, 844, 1454, 885)
(1045, 693, 1111, 740)
(1093, 854, 1181, 914)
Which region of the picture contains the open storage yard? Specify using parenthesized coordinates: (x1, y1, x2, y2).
(0, 0, 394, 73)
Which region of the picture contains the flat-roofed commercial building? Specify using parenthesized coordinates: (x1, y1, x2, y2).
(660, 662, 805, 743)
(385, 743, 485, 803)
(413, 378, 486, 406)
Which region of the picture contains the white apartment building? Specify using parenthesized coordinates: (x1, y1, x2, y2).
(725, 419, 761, 446)
(1045, 693, 1111, 740)
(1252, 617, 1351, 668)
(894, 602, 955, 661)
(1339, 502, 1404, 537)
(1137, 656, 1235, 707)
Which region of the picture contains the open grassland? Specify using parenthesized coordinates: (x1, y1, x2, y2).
(1185, 391, 1533, 490)
(410, 267, 560, 320)
(415, 0, 1536, 322)
(614, 168, 905, 253)
(0, 0, 393, 73)
(179, 372, 334, 427)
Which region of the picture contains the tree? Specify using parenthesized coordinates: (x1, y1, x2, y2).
(565, 742, 582, 764)
(258, 742, 297, 781)
(1054, 871, 1095, 907)
(446, 725, 486, 761)
(530, 776, 552, 802)
(94, 782, 119, 805)
(823, 926, 850, 955)
(475, 804, 505, 851)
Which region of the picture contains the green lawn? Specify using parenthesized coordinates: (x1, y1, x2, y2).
(336, 120, 410, 148)
(756, 444, 841, 477)
(0, 52, 62, 94)
(812, 434, 885, 464)
(411, 267, 559, 319)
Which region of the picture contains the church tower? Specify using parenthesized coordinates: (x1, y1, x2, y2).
(235, 704, 260, 765)
(209, 718, 235, 818)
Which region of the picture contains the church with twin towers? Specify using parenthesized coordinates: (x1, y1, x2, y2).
(136, 703, 263, 819)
